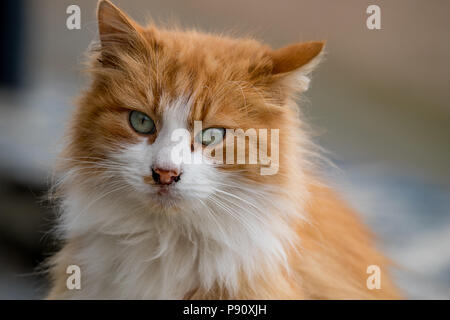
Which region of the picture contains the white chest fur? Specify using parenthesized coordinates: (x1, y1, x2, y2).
(58, 187, 295, 299)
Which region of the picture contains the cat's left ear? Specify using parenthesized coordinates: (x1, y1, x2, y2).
(96, 0, 149, 67)
(270, 41, 325, 92)
(97, 0, 142, 46)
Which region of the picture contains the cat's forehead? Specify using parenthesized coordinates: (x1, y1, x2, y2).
(136, 29, 274, 121)
(95, 27, 292, 128)
(93, 1, 324, 127)
(151, 29, 271, 68)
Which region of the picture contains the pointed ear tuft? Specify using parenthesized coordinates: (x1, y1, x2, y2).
(96, 0, 150, 68)
(270, 41, 324, 92)
(97, 0, 143, 50)
(271, 41, 324, 75)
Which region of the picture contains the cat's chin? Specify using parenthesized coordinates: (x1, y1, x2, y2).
(146, 186, 185, 209)
(155, 185, 173, 196)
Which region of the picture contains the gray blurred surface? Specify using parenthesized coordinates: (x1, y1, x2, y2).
(0, 0, 448, 299)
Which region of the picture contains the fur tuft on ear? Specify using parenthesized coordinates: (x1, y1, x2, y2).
(96, 0, 150, 68)
(97, 0, 142, 45)
(270, 41, 325, 92)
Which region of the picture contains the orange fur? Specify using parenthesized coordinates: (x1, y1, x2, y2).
(183, 183, 401, 300)
(47, 0, 400, 299)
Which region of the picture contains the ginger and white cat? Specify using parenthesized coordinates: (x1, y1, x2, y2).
(47, 0, 400, 299)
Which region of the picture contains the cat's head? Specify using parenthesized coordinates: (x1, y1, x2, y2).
(60, 0, 323, 213)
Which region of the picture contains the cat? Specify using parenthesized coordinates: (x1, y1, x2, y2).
(47, 0, 400, 299)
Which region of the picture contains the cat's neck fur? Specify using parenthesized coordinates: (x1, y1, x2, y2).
(56, 179, 302, 299)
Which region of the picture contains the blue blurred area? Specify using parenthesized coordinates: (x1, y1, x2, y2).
(330, 164, 450, 299)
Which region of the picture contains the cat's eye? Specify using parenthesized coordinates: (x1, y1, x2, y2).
(129, 110, 156, 134)
(196, 127, 225, 146)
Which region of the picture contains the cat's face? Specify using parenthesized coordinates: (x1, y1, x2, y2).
(61, 0, 323, 211)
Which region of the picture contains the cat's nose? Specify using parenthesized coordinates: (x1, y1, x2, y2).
(151, 167, 181, 185)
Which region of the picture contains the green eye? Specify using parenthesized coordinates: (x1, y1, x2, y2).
(129, 110, 155, 134)
(196, 127, 225, 146)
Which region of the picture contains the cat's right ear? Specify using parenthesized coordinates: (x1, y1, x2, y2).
(269, 41, 325, 93)
(97, 0, 146, 66)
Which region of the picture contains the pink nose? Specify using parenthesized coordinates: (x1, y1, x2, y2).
(152, 167, 181, 185)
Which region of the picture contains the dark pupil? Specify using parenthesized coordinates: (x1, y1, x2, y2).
(130, 111, 154, 134)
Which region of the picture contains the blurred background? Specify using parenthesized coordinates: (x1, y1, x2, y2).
(0, 0, 449, 299)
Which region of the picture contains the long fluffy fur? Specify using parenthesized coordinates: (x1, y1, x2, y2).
(46, 0, 400, 299)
